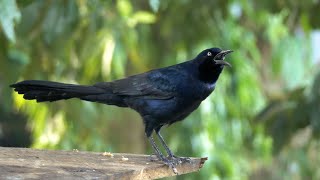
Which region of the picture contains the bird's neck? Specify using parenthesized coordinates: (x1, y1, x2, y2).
(197, 60, 224, 85)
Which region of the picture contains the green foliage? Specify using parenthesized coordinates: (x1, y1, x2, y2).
(0, 0, 21, 42)
(0, 0, 319, 179)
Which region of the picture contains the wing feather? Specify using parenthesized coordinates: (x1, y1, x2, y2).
(94, 70, 176, 99)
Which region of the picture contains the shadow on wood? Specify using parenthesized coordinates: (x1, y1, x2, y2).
(0, 147, 207, 179)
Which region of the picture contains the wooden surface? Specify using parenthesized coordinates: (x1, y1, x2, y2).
(0, 147, 207, 179)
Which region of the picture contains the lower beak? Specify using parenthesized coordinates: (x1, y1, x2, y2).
(214, 49, 233, 67)
(214, 60, 232, 67)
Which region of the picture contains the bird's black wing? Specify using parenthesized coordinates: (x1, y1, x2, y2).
(94, 70, 177, 100)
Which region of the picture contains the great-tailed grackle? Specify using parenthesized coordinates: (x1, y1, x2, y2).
(10, 48, 233, 173)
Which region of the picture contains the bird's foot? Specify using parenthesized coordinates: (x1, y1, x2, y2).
(162, 157, 178, 174)
(149, 154, 178, 174)
(168, 155, 192, 164)
(149, 153, 159, 162)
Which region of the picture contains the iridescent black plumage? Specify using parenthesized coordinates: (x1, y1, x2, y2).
(10, 47, 233, 173)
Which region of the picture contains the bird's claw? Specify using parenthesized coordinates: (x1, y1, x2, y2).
(148, 154, 159, 162)
(160, 155, 192, 174)
(150, 154, 179, 174)
(168, 155, 192, 164)
(162, 157, 178, 174)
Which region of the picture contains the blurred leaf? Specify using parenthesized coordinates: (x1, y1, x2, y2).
(117, 0, 132, 18)
(149, 0, 160, 12)
(0, 0, 21, 42)
(310, 72, 320, 137)
(266, 10, 289, 46)
(8, 47, 30, 65)
(129, 11, 156, 27)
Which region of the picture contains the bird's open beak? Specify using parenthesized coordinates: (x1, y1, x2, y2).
(214, 50, 233, 67)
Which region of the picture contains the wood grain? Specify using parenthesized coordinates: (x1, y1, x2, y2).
(0, 147, 207, 179)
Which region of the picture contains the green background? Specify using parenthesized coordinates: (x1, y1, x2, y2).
(1, 0, 320, 179)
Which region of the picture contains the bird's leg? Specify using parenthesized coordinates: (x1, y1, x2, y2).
(148, 136, 164, 160)
(148, 136, 178, 174)
(155, 130, 174, 157)
(155, 129, 191, 164)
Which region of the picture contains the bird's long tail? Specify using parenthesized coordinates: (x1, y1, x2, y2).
(10, 80, 107, 102)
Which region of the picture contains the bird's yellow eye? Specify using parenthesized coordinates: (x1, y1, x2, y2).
(207, 52, 212, 56)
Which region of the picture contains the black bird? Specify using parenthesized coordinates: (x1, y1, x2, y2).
(10, 48, 233, 173)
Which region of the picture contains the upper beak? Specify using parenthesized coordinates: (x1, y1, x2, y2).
(214, 50, 233, 67)
(220, 50, 233, 56)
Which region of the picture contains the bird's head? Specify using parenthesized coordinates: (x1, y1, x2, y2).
(197, 48, 233, 68)
(196, 47, 233, 84)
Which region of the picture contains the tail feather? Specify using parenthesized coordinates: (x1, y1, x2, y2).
(10, 80, 106, 102)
